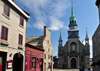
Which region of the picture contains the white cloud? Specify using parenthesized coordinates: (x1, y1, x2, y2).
(49, 16, 64, 31)
(27, 23, 31, 28)
(83, 40, 92, 46)
(16, 0, 70, 31)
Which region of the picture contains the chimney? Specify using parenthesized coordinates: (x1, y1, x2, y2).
(44, 26, 47, 36)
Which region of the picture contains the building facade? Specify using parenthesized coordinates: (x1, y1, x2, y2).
(58, 5, 90, 69)
(0, 0, 30, 71)
(25, 43, 44, 71)
(26, 26, 53, 71)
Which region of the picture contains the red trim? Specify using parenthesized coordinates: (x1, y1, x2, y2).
(1, 25, 8, 41)
(3, 4, 10, 18)
(26, 43, 45, 51)
(18, 34, 23, 46)
(41, 36, 45, 42)
(20, 16, 24, 27)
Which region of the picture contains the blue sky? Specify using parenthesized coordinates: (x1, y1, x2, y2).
(16, 0, 99, 58)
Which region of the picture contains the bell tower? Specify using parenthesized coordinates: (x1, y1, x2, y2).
(68, 5, 79, 38)
(58, 29, 63, 68)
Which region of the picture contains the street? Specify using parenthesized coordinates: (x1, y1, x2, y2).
(53, 69, 79, 71)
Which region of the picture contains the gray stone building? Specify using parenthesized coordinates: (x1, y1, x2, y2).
(26, 26, 53, 71)
(91, 0, 100, 71)
(0, 0, 30, 71)
(58, 5, 90, 69)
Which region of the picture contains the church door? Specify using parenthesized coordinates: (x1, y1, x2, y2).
(71, 58, 76, 68)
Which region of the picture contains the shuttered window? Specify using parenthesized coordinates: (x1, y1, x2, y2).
(1, 26, 8, 41)
(18, 34, 23, 45)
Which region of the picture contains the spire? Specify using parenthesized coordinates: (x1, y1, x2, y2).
(71, 2, 74, 17)
(86, 27, 88, 37)
(60, 29, 61, 39)
(59, 29, 62, 41)
(85, 27, 89, 40)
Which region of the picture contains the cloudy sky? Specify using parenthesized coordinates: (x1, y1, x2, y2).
(16, 0, 99, 58)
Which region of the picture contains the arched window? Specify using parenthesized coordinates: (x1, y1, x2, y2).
(70, 21, 71, 23)
(72, 20, 74, 23)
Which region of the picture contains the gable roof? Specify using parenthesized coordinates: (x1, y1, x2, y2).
(26, 36, 45, 46)
(68, 32, 79, 38)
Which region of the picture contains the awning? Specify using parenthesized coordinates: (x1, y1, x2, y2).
(91, 62, 96, 66)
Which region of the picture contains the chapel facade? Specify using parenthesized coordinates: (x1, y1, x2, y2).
(58, 5, 90, 69)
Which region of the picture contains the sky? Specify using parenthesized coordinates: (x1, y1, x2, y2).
(15, 0, 99, 58)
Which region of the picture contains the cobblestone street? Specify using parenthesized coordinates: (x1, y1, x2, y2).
(53, 69, 79, 71)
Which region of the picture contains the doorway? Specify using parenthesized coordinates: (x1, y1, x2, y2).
(13, 53, 23, 71)
(71, 58, 76, 68)
(0, 52, 7, 71)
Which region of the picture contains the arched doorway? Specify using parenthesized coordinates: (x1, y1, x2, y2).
(13, 52, 23, 71)
(71, 58, 76, 68)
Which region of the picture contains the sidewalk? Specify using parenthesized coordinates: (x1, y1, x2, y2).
(53, 69, 79, 71)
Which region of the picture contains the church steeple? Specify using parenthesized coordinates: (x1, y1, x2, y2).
(69, 4, 77, 30)
(68, 4, 79, 38)
(71, 4, 74, 17)
(59, 29, 63, 47)
(85, 28, 89, 46)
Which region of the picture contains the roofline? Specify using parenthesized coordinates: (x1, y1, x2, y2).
(92, 24, 100, 38)
(8, 0, 30, 19)
(26, 43, 45, 51)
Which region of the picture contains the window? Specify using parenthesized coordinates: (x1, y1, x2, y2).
(18, 34, 23, 45)
(81, 55, 83, 62)
(3, 4, 10, 17)
(51, 56, 52, 61)
(72, 20, 74, 23)
(48, 55, 50, 59)
(20, 17, 24, 27)
(32, 57, 36, 69)
(48, 63, 51, 69)
(1, 26, 8, 41)
(48, 48, 50, 52)
(47, 40, 49, 44)
(70, 21, 71, 23)
(44, 54, 46, 59)
(64, 56, 66, 62)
